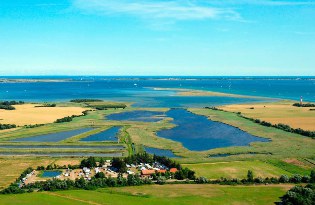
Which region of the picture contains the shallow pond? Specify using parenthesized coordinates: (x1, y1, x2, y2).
(106, 110, 165, 122)
(157, 109, 269, 151)
(42, 171, 61, 178)
(0, 152, 123, 157)
(80, 126, 121, 142)
(144, 146, 180, 158)
(11, 128, 94, 142)
(0, 145, 124, 150)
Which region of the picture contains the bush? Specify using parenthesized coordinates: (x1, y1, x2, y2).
(290, 174, 303, 183)
(195, 177, 209, 184)
(247, 170, 254, 182)
(111, 158, 127, 173)
(279, 175, 290, 183)
(80, 157, 97, 168)
(156, 176, 166, 185)
(94, 172, 105, 179)
(310, 170, 315, 183)
(55, 116, 73, 123)
(0, 123, 17, 130)
(279, 184, 315, 205)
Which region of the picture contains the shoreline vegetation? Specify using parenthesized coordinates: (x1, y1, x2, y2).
(150, 87, 275, 99)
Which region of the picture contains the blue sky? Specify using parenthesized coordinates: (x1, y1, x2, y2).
(0, 0, 315, 76)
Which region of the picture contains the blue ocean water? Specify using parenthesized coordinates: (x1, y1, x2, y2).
(0, 77, 314, 107)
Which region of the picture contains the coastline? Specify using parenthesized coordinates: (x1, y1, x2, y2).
(151, 87, 274, 99)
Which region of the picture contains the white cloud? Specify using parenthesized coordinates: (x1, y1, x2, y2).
(73, 0, 242, 21)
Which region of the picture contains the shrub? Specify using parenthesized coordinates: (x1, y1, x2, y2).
(195, 177, 209, 184)
(279, 184, 315, 205)
(279, 175, 290, 183)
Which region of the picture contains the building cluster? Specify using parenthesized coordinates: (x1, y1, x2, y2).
(127, 162, 178, 177)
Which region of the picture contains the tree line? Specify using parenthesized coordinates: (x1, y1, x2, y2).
(70, 99, 103, 103)
(0, 123, 17, 130)
(0, 101, 24, 110)
(54, 111, 89, 123)
(293, 102, 315, 107)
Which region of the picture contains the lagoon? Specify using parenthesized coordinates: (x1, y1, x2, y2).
(157, 109, 269, 151)
(144, 146, 179, 158)
(80, 126, 121, 142)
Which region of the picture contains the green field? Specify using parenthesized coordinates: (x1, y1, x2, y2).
(183, 160, 292, 179)
(0, 184, 291, 205)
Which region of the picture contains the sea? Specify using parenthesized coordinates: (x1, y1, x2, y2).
(1, 76, 314, 107)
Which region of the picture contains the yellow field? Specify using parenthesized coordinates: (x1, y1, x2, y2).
(0, 104, 87, 126)
(0, 157, 54, 189)
(220, 101, 315, 131)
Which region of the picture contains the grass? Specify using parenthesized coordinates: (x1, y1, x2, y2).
(0, 184, 291, 205)
(183, 160, 292, 179)
(219, 100, 315, 131)
(266, 159, 312, 176)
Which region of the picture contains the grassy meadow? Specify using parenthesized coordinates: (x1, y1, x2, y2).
(0, 184, 292, 205)
(183, 160, 293, 179)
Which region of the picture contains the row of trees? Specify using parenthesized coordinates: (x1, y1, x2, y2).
(70, 99, 103, 103)
(93, 104, 127, 110)
(0, 123, 17, 130)
(54, 111, 89, 123)
(37, 163, 80, 171)
(35, 103, 56, 107)
(194, 170, 315, 185)
(293, 102, 315, 107)
(0, 101, 24, 110)
(2, 174, 153, 194)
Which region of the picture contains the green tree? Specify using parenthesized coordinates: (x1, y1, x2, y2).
(247, 170, 254, 182)
(310, 170, 315, 183)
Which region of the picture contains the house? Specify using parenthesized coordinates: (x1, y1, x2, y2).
(169, 168, 178, 173)
(157, 169, 166, 174)
(141, 170, 155, 176)
(127, 170, 134, 175)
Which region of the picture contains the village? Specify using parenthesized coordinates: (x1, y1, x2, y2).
(21, 158, 179, 186)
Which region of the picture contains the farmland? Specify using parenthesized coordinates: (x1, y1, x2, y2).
(0, 104, 87, 126)
(219, 100, 315, 131)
